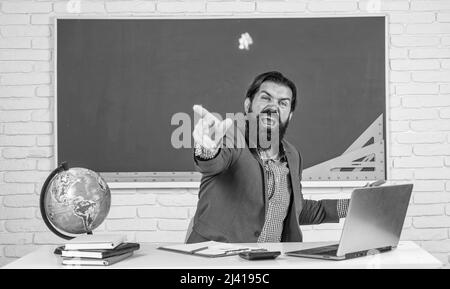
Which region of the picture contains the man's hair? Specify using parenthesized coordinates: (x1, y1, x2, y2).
(245, 71, 297, 112)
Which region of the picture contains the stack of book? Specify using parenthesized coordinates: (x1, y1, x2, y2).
(54, 234, 140, 266)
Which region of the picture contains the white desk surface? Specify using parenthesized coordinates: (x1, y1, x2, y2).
(2, 241, 443, 269)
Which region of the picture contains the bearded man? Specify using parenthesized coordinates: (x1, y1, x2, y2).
(187, 71, 350, 243)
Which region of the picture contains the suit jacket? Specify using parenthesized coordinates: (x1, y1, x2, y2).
(187, 125, 340, 243)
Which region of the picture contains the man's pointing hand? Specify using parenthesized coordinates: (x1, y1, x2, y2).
(193, 105, 233, 151)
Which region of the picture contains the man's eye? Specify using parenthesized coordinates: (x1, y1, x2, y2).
(261, 96, 270, 101)
(280, 101, 289, 107)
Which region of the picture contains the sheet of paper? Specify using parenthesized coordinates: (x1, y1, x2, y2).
(160, 241, 217, 253)
(197, 243, 260, 256)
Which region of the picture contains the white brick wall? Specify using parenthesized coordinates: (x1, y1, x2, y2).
(0, 0, 449, 268)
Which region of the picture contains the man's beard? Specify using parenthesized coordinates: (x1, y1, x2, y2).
(246, 106, 290, 150)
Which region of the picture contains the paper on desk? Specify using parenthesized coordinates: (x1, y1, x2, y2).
(194, 243, 262, 257)
(160, 241, 218, 253)
(158, 241, 261, 257)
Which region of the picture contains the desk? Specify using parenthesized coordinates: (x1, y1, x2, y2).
(2, 241, 443, 269)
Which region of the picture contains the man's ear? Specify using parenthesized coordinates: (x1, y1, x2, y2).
(288, 112, 293, 122)
(244, 98, 251, 113)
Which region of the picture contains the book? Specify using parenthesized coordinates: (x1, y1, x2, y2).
(60, 242, 140, 259)
(158, 241, 266, 258)
(64, 234, 126, 250)
(62, 251, 133, 266)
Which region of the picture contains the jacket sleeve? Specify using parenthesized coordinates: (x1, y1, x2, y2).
(296, 150, 340, 225)
(194, 147, 240, 176)
(193, 124, 244, 176)
(298, 199, 340, 225)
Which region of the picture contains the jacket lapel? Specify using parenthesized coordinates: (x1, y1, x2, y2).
(244, 125, 269, 215)
(248, 147, 269, 214)
(283, 140, 303, 219)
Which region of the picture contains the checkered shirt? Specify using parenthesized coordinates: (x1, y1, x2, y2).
(257, 158, 291, 243)
(337, 198, 350, 218)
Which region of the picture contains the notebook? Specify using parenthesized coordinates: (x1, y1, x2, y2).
(60, 242, 140, 259)
(64, 234, 126, 250)
(62, 252, 133, 266)
(158, 241, 265, 258)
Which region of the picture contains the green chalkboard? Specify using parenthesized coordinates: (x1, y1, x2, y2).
(57, 17, 386, 181)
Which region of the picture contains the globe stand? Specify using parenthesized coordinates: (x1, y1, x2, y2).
(40, 161, 95, 241)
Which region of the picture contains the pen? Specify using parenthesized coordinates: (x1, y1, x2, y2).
(224, 248, 266, 254)
(225, 248, 245, 253)
(191, 246, 209, 253)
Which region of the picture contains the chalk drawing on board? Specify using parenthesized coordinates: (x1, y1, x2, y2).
(303, 114, 384, 181)
(238, 32, 253, 50)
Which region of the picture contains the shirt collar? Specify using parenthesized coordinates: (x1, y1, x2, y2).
(257, 143, 287, 163)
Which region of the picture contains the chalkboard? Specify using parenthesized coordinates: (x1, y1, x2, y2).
(56, 17, 386, 182)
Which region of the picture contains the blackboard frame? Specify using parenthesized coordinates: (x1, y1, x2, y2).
(54, 14, 390, 188)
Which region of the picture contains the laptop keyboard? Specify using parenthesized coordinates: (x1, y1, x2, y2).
(295, 244, 339, 256)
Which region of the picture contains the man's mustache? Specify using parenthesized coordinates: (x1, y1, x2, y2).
(259, 107, 280, 117)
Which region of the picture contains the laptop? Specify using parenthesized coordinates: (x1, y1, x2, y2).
(285, 184, 413, 261)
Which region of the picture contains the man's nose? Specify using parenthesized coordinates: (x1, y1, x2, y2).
(264, 104, 280, 114)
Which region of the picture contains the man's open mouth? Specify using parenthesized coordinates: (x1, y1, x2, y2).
(260, 114, 279, 127)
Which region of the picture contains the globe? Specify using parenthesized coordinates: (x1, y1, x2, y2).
(40, 162, 111, 239)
